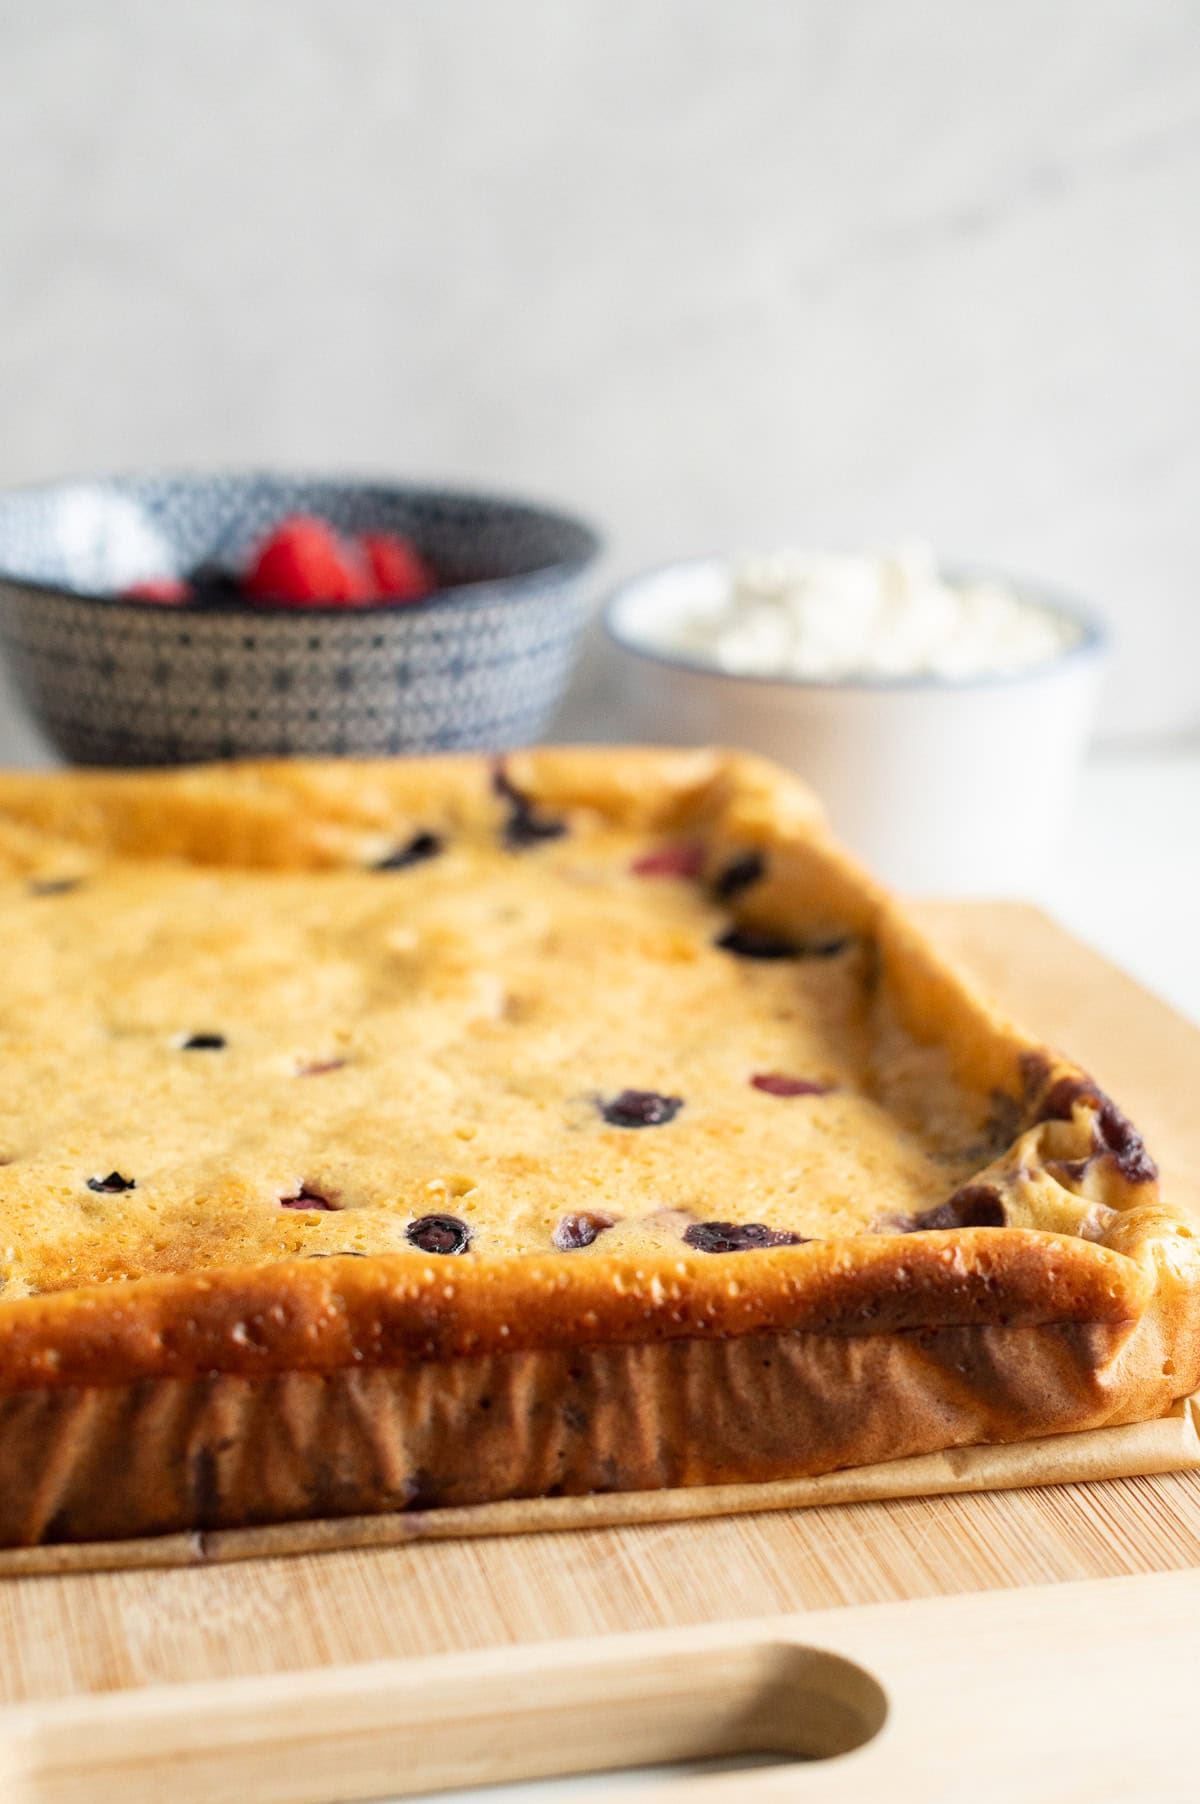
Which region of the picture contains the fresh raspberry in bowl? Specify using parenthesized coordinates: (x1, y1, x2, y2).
(127, 515, 438, 610)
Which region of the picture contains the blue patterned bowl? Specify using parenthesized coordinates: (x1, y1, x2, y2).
(0, 473, 601, 765)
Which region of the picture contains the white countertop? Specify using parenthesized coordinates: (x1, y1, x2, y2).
(1023, 748, 1199, 1027)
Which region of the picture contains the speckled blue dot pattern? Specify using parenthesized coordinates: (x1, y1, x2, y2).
(0, 474, 600, 765)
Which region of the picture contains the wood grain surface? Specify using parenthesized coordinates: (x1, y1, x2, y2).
(0, 902, 1196, 1714)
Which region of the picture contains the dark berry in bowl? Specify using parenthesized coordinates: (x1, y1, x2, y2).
(187, 564, 244, 608)
(406, 1213, 472, 1254)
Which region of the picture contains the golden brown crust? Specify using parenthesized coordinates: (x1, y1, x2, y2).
(0, 747, 1194, 1544)
(0, 1230, 1156, 1392)
(0, 747, 737, 870)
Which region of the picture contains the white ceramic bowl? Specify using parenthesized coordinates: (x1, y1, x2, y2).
(605, 558, 1109, 895)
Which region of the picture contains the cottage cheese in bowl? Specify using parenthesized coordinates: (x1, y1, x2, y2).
(636, 542, 1083, 684)
(605, 546, 1106, 894)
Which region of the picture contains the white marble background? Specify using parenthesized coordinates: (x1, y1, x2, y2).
(0, 0, 1197, 744)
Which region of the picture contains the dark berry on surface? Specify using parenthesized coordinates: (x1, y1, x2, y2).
(1019, 1050, 1052, 1096)
(504, 810, 568, 849)
(1038, 1074, 1157, 1185)
(492, 764, 568, 849)
(715, 927, 800, 960)
(28, 878, 82, 897)
(750, 1073, 830, 1097)
(712, 852, 766, 901)
(406, 1213, 472, 1254)
(600, 1089, 683, 1128)
(181, 1033, 226, 1051)
(1038, 1075, 1096, 1122)
(88, 1172, 135, 1194)
(1094, 1102, 1157, 1185)
(492, 764, 523, 805)
(373, 832, 444, 871)
(716, 926, 849, 960)
(900, 1185, 1007, 1232)
(684, 1221, 810, 1253)
(553, 1211, 614, 1250)
(979, 1088, 1024, 1157)
(280, 1188, 335, 1211)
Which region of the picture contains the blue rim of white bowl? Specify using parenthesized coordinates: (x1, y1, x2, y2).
(604, 556, 1109, 693)
(0, 472, 603, 620)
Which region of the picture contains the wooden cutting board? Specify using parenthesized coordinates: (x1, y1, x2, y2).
(7, 1566, 1195, 1802)
(0, 903, 1198, 1799)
